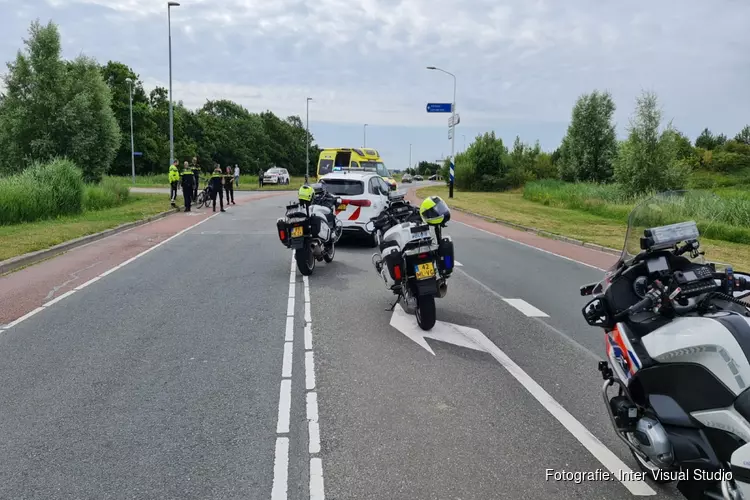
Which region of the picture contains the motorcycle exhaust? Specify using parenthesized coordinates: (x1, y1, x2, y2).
(437, 280, 448, 298)
(601, 378, 652, 460)
(310, 239, 324, 257)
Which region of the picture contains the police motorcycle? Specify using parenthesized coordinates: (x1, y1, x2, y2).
(276, 183, 343, 276)
(365, 192, 455, 330)
(580, 190, 750, 500)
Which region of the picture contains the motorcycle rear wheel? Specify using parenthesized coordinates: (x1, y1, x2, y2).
(295, 246, 315, 276)
(323, 242, 335, 263)
(415, 295, 436, 330)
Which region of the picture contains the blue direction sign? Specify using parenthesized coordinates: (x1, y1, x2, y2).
(426, 102, 452, 113)
(133, 152, 143, 157)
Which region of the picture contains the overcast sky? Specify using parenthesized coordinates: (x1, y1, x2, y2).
(2, 0, 749, 170)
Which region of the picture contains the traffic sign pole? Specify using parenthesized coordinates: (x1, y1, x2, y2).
(449, 79, 456, 199)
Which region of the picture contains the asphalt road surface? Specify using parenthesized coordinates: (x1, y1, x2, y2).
(0, 192, 683, 499)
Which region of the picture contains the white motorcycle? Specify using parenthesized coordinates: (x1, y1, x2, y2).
(276, 184, 343, 275)
(581, 190, 750, 500)
(365, 192, 455, 330)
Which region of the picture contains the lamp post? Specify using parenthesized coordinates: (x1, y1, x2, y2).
(462, 134, 466, 152)
(167, 1, 180, 165)
(426, 66, 456, 198)
(363, 123, 368, 147)
(125, 77, 135, 184)
(409, 143, 412, 172)
(306, 97, 312, 182)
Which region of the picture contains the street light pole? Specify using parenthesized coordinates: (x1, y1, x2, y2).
(125, 78, 135, 184)
(167, 1, 180, 166)
(463, 134, 466, 152)
(426, 66, 456, 198)
(363, 123, 368, 147)
(409, 143, 412, 171)
(306, 97, 312, 183)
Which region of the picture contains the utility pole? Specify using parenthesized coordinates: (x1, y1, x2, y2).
(306, 97, 312, 182)
(125, 77, 135, 184)
(167, 1, 180, 165)
(426, 66, 456, 198)
(409, 143, 412, 172)
(363, 123, 368, 147)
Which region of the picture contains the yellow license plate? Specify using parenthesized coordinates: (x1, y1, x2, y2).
(291, 226, 304, 238)
(415, 262, 435, 280)
(337, 204, 347, 211)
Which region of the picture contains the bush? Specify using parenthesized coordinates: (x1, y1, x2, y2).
(0, 158, 84, 225)
(83, 176, 130, 210)
(708, 151, 750, 173)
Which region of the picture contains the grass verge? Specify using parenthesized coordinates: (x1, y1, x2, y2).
(416, 186, 750, 271)
(0, 194, 175, 262)
(108, 175, 307, 191)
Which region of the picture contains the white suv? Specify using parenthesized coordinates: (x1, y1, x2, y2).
(320, 171, 391, 246)
(263, 167, 290, 185)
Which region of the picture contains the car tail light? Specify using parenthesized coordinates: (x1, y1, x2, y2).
(342, 199, 371, 207)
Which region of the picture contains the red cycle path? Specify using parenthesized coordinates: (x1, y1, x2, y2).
(0, 192, 284, 327)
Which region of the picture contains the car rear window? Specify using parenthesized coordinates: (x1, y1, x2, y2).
(321, 179, 364, 196)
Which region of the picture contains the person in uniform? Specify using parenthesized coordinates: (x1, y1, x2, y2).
(209, 165, 226, 212)
(168, 160, 180, 208)
(180, 161, 195, 212)
(191, 157, 200, 201)
(224, 166, 235, 205)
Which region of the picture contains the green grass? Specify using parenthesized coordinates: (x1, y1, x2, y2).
(0, 194, 174, 261)
(108, 174, 307, 191)
(416, 185, 750, 271)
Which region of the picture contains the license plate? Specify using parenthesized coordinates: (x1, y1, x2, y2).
(291, 226, 304, 238)
(411, 231, 430, 241)
(415, 262, 435, 280)
(337, 204, 347, 211)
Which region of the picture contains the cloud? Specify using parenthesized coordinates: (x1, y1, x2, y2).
(1, 0, 749, 145)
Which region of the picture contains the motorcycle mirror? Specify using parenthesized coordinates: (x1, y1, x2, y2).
(581, 297, 613, 328)
(365, 221, 375, 232)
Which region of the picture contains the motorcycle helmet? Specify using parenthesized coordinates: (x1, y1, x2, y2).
(298, 185, 314, 203)
(419, 196, 450, 225)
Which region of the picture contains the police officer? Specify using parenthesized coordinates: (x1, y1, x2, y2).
(224, 166, 235, 205)
(181, 161, 195, 212)
(209, 165, 226, 212)
(191, 157, 200, 201)
(168, 160, 180, 208)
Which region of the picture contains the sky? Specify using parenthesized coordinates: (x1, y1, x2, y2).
(1, 0, 749, 171)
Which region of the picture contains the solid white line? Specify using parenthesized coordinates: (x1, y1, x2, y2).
(455, 260, 463, 266)
(304, 301, 311, 323)
(456, 220, 607, 271)
(276, 379, 292, 434)
(310, 458, 325, 500)
(288, 283, 295, 299)
(74, 275, 101, 290)
(304, 323, 312, 350)
(303, 275, 309, 287)
(290, 273, 295, 284)
(304, 285, 310, 303)
(308, 420, 321, 454)
(282, 341, 293, 378)
(305, 351, 316, 390)
(503, 298, 549, 317)
(287, 297, 294, 317)
(4, 306, 46, 329)
(271, 437, 290, 500)
(285, 317, 294, 342)
(463, 329, 656, 496)
(42, 290, 76, 308)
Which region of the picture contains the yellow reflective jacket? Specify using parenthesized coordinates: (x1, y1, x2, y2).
(168, 165, 180, 183)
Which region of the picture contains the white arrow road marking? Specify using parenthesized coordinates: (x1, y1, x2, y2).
(502, 298, 549, 317)
(390, 304, 484, 355)
(454, 261, 463, 266)
(388, 303, 655, 496)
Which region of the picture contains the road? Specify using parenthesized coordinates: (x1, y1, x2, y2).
(0, 186, 683, 499)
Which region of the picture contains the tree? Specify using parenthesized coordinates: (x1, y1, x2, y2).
(695, 128, 727, 150)
(735, 125, 750, 146)
(558, 90, 618, 183)
(416, 161, 439, 176)
(614, 91, 688, 195)
(0, 20, 119, 181)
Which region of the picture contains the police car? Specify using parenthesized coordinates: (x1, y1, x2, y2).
(319, 167, 392, 246)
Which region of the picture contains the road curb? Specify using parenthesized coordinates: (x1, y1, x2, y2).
(408, 188, 621, 256)
(0, 208, 179, 276)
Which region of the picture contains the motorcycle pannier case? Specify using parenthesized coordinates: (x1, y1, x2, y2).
(437, 236, 455, 276)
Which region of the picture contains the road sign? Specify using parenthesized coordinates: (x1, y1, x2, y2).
(133, 152, 143, 157)
(448, 114, 460, 127)
(426, 103, 452, 113)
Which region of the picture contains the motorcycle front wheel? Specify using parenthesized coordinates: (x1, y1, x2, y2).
(323, 241, 335, 263)
(295, 246, 315, 275)
(415, 294, 436, 330)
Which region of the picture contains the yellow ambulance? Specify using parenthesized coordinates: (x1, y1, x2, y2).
(316, 148, 397, 190)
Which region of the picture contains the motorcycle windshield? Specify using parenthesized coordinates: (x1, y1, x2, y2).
(617, 190, 728, 272)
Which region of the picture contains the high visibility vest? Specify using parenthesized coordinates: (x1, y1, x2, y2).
(168, 165, 180, 182)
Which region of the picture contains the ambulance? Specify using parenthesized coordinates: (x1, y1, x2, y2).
(316, 148, 397, 190)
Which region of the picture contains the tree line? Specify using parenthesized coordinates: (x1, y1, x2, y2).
(0, 20, 320, 183)
(449, 89, 750, 196)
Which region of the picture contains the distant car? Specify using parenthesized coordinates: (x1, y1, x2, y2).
(428, 174, 437, 181)
(414, 175, 423, 181)
(320, 170, 391, 246)
(263, 167, 290, 185)
(401, 174, 413, 183)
